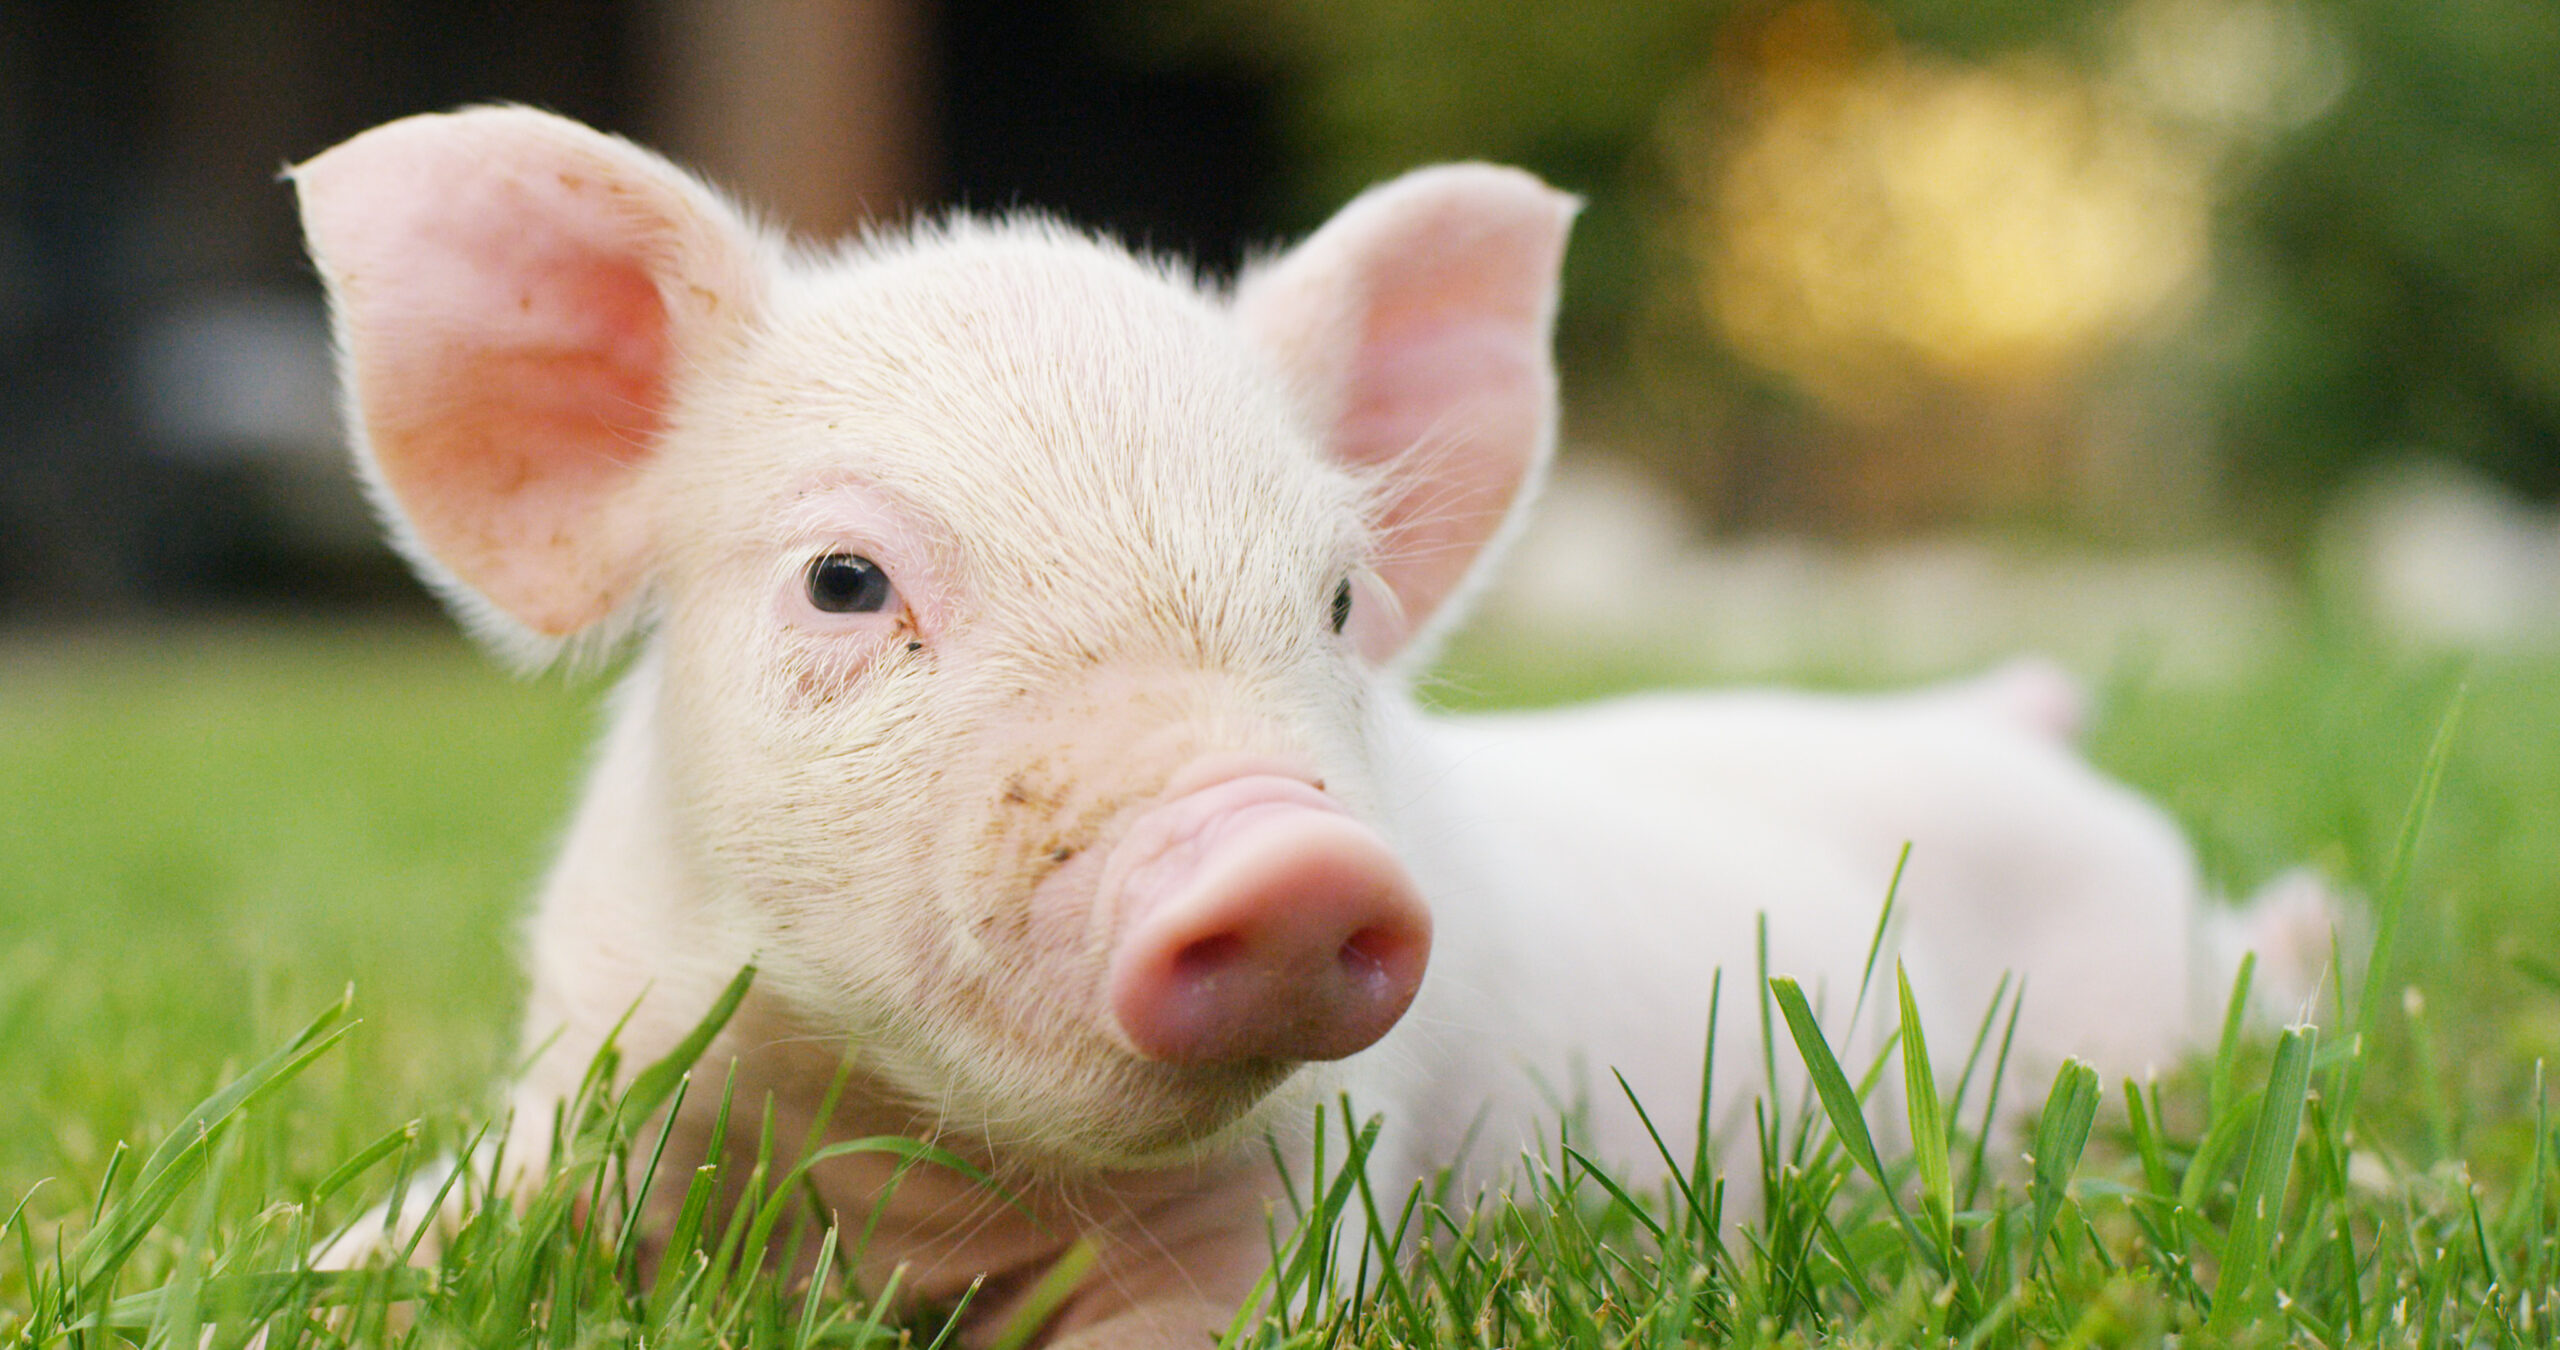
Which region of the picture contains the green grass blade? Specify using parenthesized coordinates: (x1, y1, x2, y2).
(1560, 1145, 1667, 1244)
(392, 1126, 481, 1269)
(2210, 1024, 2317, 1334)
(80, 1269, 432, 1332)
(309, 1120, 420, 1211)
(2122, 1077, 2173, 1210)
(701, 1099, 778, 1320)
(2336, 683, 2464, 1132)
(126, 988, 355, 1199)
(0, 1184, 40, 1257)
(2522, 1060, 2552, 1304)
(1757, 915, 1781, 1165)
(616, 963, 757, 1135)
(986, 1236, 1099, 1350)
(2178, 1091, 2262, 1215)
(2024, 1059, 2100, 1272)
(648, 1164, 721, 1319)
(847, 1260, 907, 1350)
(1612, 1068, 1695, 1207)
(1959, 980, 2025, 1216)
(1228, 1108, 1384, 1344)
(1768, 975, 1940, 1275)
(1769, 977, 1886, 1184)
(2208, 951, 2256, 1126)
(142, 1113, 230, 1350)
(1690, 968, 1723, 1241)
(1945, 971, 2014, 1136)
(1897, 962, 1955, 1264)
(742, 1130, 1017, 1267)
(70, 990, 357, 1304)
(1845, 844, 1911, 1042)
(617, 1066, 696, 1279)
(794, 1220, 845, 1346)
(88, 1142, 127, 1227)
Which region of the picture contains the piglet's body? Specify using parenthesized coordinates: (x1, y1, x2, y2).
(296, 108, 2261, 1348)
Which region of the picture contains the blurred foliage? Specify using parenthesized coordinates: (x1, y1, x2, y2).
(2217, 0, 2560, 509)
(1112, 1, 1713, 391)
(1123, 0, 2560, 537)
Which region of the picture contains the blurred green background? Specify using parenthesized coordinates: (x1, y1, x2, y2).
(4, 0, 2560, 1230)
(4, 0, 2557, 596)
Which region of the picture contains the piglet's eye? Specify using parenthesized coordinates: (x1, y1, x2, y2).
(806, 553, 894, 614)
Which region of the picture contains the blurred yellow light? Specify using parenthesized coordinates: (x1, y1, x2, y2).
(1686, 2, 2210, 408)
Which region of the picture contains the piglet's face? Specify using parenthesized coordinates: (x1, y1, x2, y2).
(645, 239, 1423, 1162)
(293, 108, 1573, 1168)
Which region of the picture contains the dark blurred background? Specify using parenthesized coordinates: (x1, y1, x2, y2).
(2, 0, 2555, 619)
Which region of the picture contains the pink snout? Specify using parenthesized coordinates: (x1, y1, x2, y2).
(1103, 774, 1430, 1064)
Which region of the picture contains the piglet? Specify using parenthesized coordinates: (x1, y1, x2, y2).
(293, 107, 2308, 1348)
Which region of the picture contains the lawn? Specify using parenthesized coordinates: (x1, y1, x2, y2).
(3, 612, 2557, 1344)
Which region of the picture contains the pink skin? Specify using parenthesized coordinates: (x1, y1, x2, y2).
(1098, 770, 1431, 1064)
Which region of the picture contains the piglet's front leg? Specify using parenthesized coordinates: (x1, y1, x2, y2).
(1020, 1165, 1290, 1350)
(860, 1152, 1290, 1350)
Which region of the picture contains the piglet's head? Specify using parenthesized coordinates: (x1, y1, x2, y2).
(294, 107, 1573, 1169)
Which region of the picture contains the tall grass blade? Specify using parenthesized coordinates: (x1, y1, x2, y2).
(1612, 1063, 1721, 1266)
(1768, 975, 1941, 1274)
(1896, 962, 1955, 1265)
(1959, 980, 2025, 1216)
(617, 963, 756, 1133)
(1690, 968, 1723, 1241)
(796, 1221, 844, 1345)
(80, 1270, 431, 1333)
(986, 1237, 1098, 1350)
(742, 1131, 1012, 1269)
(2025, 1060, 2099, 1272)
(2210, 1023, 2316, 1334)
(2337, 684, 2464, 1131)
(1945, 971, 2014, 1133)
(617, 1067, 695, 1278)
(88, 1142, 127, 1227)
(1756, 915, 1780, 1165)
(2209, 952, 2256, 1125)
(1846, 844, 1910, 1042)
(309, 1121, 418, 1211)
(141, 1114, 231, 1350)
(2123, 1078, 2171, 1204)
(70, 989, 356, 1305)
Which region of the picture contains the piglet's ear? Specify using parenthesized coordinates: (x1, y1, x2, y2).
(1235, 165, 1576, 666)
(291, 107, 770, 662)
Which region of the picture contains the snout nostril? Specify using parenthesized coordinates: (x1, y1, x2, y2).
(1172, 932, 1245, 978)
(1172, 925, 1409, 989)
(1337, 925, 1406, 987)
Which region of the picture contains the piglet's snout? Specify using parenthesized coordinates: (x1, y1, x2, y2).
(1102, 774, 1430, 1064)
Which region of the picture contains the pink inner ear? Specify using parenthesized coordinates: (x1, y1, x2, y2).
(1239, 167, 1575, 664)
(1338, 320, 1550, 662)
(297, 112, 717, 638)
(373, 233, 672, 636)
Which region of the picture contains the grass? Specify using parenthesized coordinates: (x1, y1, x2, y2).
(4, 614, 2560, 1345)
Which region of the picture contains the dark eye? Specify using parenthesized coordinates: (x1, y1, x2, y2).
(1330, 577, 1353, 635)
(806, 553, 893, 614)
